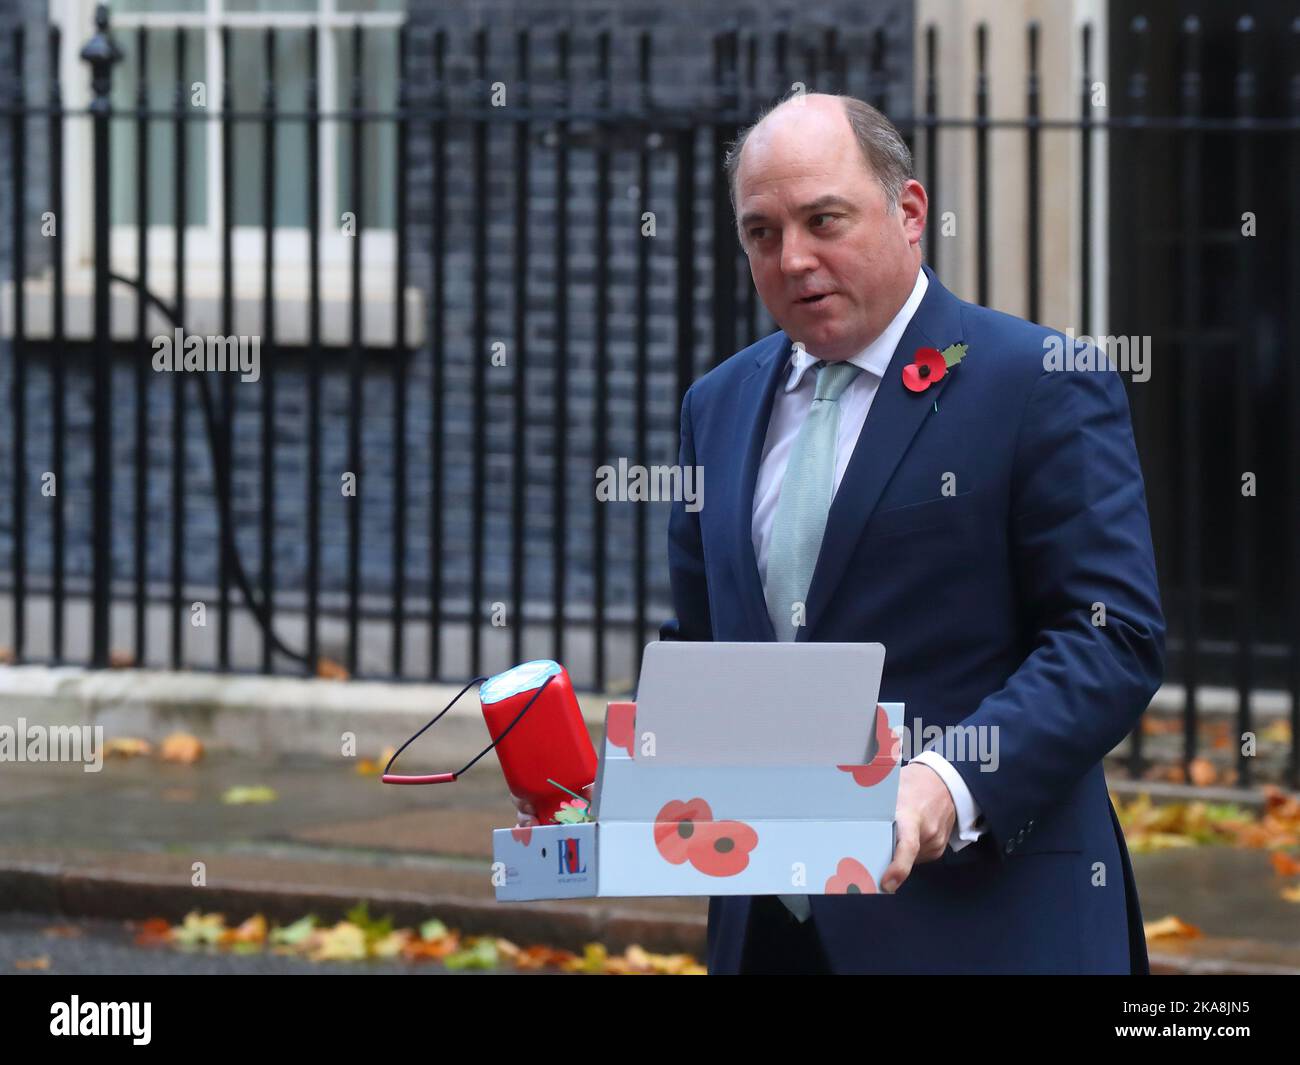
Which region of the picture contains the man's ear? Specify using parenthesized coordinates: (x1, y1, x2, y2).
(899, 179, 928, 245)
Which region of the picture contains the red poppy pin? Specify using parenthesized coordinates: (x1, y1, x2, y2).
(902, 343, 969, 393)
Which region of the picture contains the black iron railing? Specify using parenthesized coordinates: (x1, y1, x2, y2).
(1, 6, 1297, 787)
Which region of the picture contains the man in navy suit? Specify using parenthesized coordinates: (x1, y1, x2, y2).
(661, 93, 1166, 974)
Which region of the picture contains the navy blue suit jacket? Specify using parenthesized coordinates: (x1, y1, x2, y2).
(661, 263, 1166, 974)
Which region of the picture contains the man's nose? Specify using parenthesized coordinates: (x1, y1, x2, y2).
(779, 228, 818, 274)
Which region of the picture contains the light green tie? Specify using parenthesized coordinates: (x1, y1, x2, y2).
(764, 359, 862, 643)
(764, 358, 861, 924)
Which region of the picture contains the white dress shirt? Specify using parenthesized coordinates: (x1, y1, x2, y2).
(751, 264, 986, 853)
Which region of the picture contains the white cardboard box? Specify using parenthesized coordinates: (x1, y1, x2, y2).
(493, 642, 901, 900)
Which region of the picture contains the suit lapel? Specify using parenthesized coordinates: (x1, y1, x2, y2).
(796, 263, 966, 641)
(727, 264, 966, 643)
(730, 331, 793, 641)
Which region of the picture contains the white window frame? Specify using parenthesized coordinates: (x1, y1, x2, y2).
(54, 0, 406, 311)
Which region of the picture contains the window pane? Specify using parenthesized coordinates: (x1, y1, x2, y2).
(333, 27, 397, 230)
(224, 0, 321, 12)
(227, 29, 311, 228)
(113, 0, 205, 12)
(110, 28, 208, 227)
(335, 0, 404, 12)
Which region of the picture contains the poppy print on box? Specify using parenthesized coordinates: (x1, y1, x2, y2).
(825, 857, 878, 894)
(605, 701, 637, 757)
(837, 705, 901, 788)
(689, 819, 760, 877)
(653, 797, 715, 865)
(652, 798, 759, 878)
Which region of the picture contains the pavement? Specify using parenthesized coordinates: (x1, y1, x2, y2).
(0, 751, 708, 963)
(0, 912, 490, 975)
(0, 750, 1298, 974)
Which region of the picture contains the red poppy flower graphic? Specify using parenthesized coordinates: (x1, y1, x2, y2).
(838, 704, 901, 788)
(902, 346, 947, 392)
(510, 825, 533, 846)
(605, 701, 637, 757)
(825, 857, 878, 894)
(688, 819, 760, 877)
(653, 798, 714, 865)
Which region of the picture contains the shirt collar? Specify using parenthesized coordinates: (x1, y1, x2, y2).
(783, 265, 929, 393)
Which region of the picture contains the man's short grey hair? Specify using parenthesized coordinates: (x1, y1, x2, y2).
(723, 94, 914, 225)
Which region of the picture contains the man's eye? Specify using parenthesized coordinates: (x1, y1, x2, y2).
(748, 227, 769, 241)
(811, 214, 835, 228)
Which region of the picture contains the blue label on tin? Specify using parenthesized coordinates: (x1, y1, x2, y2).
(480, 659, 562, 704)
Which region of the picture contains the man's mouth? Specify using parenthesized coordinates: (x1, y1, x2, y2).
(796, 292, 834, 306)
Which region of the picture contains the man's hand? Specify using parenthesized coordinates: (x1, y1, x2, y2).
(880, 763, 957, 893)
(511, 783, 594, 828)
